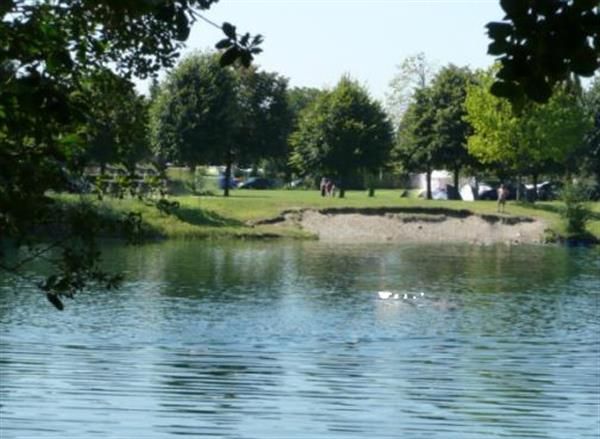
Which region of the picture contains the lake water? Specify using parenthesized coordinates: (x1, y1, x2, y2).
(1, 241, 599, 438)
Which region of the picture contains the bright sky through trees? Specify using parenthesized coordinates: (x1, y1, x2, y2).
(138, 0, 505, 100)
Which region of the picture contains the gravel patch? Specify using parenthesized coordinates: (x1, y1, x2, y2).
(275, 210, 548, 245)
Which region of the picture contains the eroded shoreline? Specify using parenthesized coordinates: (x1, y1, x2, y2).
(257, 208, 549, 245)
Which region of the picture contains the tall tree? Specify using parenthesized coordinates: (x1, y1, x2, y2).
(79, 69, 151, 176)
(427, 65, 476, 197)
(581, 77, 600, 185)
(288, 87, 325, 122)
(151, 54, 292, 196)
(385, 52, 437, 128)
(465, 68, 591, 198)
(289, 77, 393, 198)
(284, 87, 325, 180)
(392, 87, 437, 199)
(233, 67, 293, 178)
(150, 52, 237, 194)
(392, 65, 476, 199)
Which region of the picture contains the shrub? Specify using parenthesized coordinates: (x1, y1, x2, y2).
(560, 182, 592, 236)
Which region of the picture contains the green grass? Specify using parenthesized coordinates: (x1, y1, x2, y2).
(58, 189, 600, 242)
(164, 167, 222, 196)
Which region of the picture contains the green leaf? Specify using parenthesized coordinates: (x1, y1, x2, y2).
(500, 0, 528, 17)
(215, 38, 232, 49)
(571, 45, 599, 76)
(488, 40, 510, 56)
(496, 63, 516, 81)
(46, 50, 73, 74)
(46, 293, 64, 311)
(486, 22, 513, 40)
(175, 9, 190, 41)
(536, 0, 561, 16)
(156, 3, 175, 21)
(572, 0, 599, 12)
(490, 80, 519, 99)
(524, 78, 552, 103)
(252, 35, 264, 46)
(222, 22, 237, 40)
(0, 0, 14, 15)
(58, 133, 82, 149)
(240, 51, 252, 68)
(220, 47, 240, 66)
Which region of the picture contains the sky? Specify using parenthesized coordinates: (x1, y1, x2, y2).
(139, 0, 506, 102)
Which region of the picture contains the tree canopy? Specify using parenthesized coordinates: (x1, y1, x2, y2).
(150, 52, 292, 195)
(79, 69, 151, 175)
(150, 52, 238, 172)
(287, 87, 326, 120)
(385, 52, 438, 128)
(581, 77, 600, 184)
(289, 77, 393, 198)
(427, 65, 476, 194)
(392, 86, 437, 198)
(392, 65, 476, 199)
(233, 67, 292, 168)
(465, 68, 591, 187)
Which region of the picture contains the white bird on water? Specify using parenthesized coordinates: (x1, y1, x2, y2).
(377, 291, 393, 300)
(378, 291, 426, 300)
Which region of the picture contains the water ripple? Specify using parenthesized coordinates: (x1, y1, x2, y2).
(1, 242, 599, 438)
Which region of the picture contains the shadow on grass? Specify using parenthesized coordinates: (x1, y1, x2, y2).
(223, 193, 270, 199)
(172, 205, 244, 227)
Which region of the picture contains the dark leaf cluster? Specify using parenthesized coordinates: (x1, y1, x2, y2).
(1, 0, 228, 308)
(487, 0, 599, 104)
(216, 22, 264, 68)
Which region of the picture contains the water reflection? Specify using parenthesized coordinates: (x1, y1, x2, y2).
(1, 242, 598, 438)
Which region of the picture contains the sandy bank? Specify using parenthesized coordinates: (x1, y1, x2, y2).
(260, 208, 548, 244)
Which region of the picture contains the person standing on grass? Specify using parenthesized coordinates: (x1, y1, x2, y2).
(497, 184, 509, 213)
(326, 179, 335, 197)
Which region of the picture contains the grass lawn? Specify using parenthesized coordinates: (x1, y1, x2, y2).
(60, 189, 600, 242)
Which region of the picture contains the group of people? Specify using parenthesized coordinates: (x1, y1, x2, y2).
(320, 177, 336, 197)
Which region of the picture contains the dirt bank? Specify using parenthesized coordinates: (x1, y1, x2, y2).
(260, 208, 549, 244)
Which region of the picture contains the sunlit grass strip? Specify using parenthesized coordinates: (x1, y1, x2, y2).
(55, 190, 600, 241)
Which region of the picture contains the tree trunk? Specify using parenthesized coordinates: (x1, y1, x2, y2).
(189, 164, 196, 194)
(338, 176, 345, 198)
(224, 153, 232, 197)
(125, 159, 137, 179)
(426, 169, 432, 200)
(453, 166, 460, 200)
(368, 172, 375, 197)
(516, 174, 522, 201)
(532, 173, 538, 202)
